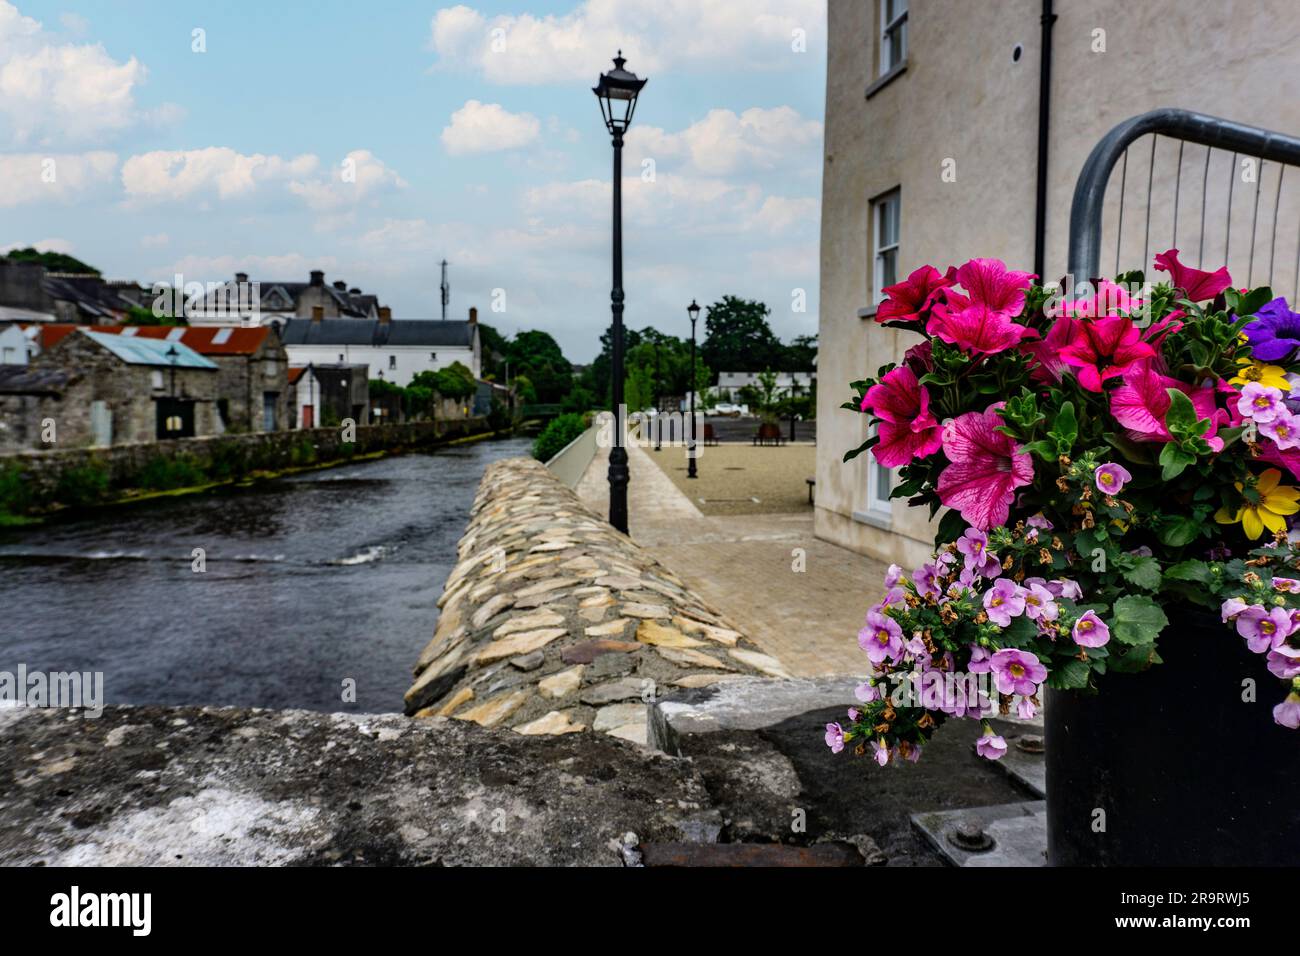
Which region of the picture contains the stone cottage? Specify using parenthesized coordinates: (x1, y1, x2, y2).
(36, 325, 291, 433)
(6, 329, 220, 450)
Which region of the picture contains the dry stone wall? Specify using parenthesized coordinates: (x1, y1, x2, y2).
(405, 458, 792, 743)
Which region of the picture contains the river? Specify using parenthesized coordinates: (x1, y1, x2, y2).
(0, 436, 532, 714)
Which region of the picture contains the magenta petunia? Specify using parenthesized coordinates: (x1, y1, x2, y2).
(1109, 364, 1223, 450)
(1060, 279, 1143, 319)
(860, 366, 944, 468)
(936, 404, 1034, 531)
(875, 264, 954, 325)
(1020, 314, 1077, 385)
(927, 293, 1036, 356)
(1154, 248, 1232, 302)
(1057, 316, 1156, 392)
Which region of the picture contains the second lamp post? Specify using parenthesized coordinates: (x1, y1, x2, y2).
(687, 299, 700, 479)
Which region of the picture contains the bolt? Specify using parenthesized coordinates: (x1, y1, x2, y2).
(948, 821, 994, 852)
(1016, 734, 1045, 754)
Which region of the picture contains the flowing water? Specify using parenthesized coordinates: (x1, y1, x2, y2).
(0, 437, 532, 713)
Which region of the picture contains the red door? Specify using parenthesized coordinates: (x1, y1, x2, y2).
(302, 405, 314, 429)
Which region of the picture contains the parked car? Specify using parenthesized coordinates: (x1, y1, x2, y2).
(710, 402, 747, 417)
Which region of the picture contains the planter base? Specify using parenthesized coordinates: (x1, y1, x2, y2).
(1046, 606, 1300, 866)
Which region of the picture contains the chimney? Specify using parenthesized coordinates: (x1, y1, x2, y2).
(333, 280, 347, 291)
(311, 305, 324, 323)
(378, 306, 392, 325)
(349, 287, 361, 295)
(235, 272, 248, 284)
(468, 306, 478, 325)
(310, 270, 324, 287)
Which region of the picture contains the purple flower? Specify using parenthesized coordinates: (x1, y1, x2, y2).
(990, 648, 1047, 695)
(912, 562, 944, 600)
(1234, 605, 1292, 654)
(1094, 462, 1132, 494)
(847, 707, 860, 721)
(1238, 382, 1285, 423)
(903, 744, 922, 763)
(1050, 579, 1083, 601)
(1260, 409, 1300, 450)
(982, 578, 1026, 627)
(1272, 692, 1300, 729)
(967, 644, 993, 674)
(1022, 582, 1059, 622)
(825, 722, 845, 753)
(1273, 577, 1300, 594)
(870, 739, 890, 766)
(859, 609, 903, 665)
(854, 679, 879, 702)
(1245, 297, 1300, 362)
(957, 528, 1002, 577)
(1025, 514, 1052, 544)
(1267, 651, 1300, 679)
(1016, 697, 1037, 720)
(975, 726, 1008, 760)
(884, 564, 904, 588)
(1072, 610, 1111, 647)
(1221, 597, 1249, 621)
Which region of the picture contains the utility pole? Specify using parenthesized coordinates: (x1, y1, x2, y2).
(440, 259, 450, 321)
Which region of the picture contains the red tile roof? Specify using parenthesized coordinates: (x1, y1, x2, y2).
(31, 324, 271, 356)
(287, 366, 307, 385)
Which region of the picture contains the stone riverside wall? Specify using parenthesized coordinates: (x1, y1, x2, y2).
(404, 458, 793, 742)
(0, 417, 491, 511)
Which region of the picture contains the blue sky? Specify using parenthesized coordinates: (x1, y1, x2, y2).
(1, 0, 825, 361)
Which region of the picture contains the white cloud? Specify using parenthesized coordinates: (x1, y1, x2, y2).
(0, 0, 165, 144)
(288, 150, 408, 211)
(429, 0, 824, 85)
(626, 107, 821, 177)
(0, 151, 118, 207)
(155, 253, 340, 287)
(746, 195, 819, 234)
(140, 232, 169, 248)
(121, 148, 320, 203)
(58, 12, 88, 35)
(441, 100, 541, 155)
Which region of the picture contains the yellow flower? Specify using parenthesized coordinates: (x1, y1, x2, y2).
(1229, 359, 1292, 391)
(1215, 468, 1300, 539)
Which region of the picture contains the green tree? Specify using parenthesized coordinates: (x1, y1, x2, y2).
(700, 296, 782, 373)
(4, 247, 100, 274)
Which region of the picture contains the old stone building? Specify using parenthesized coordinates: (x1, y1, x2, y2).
(0, 329, 219, 451)
(35, 325, 291, 433)
(186, 270, 387, 327)
(289, 364, 370, 429)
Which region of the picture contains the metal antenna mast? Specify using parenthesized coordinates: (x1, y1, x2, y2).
(440, 259, 449, 320)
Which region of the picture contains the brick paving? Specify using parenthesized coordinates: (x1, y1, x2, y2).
(576, 438, 888, 677)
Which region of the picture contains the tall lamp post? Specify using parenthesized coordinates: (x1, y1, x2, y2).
(593, 51, 647, 534)
(653, 339, 662, 452)
(687, 299, 700, 479)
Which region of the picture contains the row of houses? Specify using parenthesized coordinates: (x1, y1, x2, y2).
(0, 309, 485, 452)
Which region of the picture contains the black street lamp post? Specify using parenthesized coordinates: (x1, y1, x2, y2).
(653, 339, 662, 452)
(687, 299, 700, 479)
(593, 51, 646, 535)
(789, 378, 800, 443)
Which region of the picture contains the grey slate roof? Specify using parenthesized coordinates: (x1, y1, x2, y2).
(279, 318, 475, 348)
(0, 365, 78, 395)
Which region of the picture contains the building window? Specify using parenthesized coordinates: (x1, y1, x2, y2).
(866, 425, 892, 515)
(881, 0, 908, 76)
(872, 188, 901, 303)
(151, 370, 164, 390)
(389, 355, 397, 370)
(338, 353, 344, 362)
(430, 352, 438, 361)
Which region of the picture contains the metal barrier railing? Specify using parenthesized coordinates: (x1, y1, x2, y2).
(1068, 108, 1300, 296)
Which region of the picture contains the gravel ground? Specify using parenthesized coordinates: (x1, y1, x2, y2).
(646, 442, 817, 515)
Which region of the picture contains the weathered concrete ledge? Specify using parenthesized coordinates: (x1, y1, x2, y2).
(0, 705, 723, 866)
(405, 457, 792, 744)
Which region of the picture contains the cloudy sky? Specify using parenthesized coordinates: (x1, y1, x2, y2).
(0, 0, 826, 361)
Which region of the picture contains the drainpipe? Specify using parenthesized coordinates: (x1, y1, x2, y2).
(1033, 0, 1057, 281)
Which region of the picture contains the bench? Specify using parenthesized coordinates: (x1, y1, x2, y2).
(703, 423, 718, 446)
(753, 423, 785, 446)
(806, 478, 815, 504)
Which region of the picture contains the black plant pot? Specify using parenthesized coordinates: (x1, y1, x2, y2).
(1046, 603, 1300, 865)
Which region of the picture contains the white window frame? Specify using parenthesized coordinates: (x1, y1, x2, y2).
(880, 0, 908, 76)
(867, 425, 893, 515)
(873, 188, 901, 304)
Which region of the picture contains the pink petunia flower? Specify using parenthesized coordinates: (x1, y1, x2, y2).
(936, 404, 1034, 531)
(990, 648, 1047, 696)
(1020, 314, 1078, 385)
(861, 366, 944, 468)
(1060, 279, 1143, 319)
(875, 264, 954, 325)
(925, 258, 1036, 356)
(1058, 316, 1156, 392)
(1109, 364, 1224, 450)
(1154, 248, 1232, 302)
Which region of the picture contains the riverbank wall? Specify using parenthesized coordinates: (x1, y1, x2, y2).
(0, 417, 495, 518)
(404, 457, 794, 743)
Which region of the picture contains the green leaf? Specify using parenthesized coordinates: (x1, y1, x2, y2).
(1120, 556, 1162, 591)
(1047, 658, 1092, 690)
(1158, 442, 1195, 481)
(935, 508, 967, 546)
(1165, 560, 1213, 585)
(1104, 431, 1156, 465)
(1164, 388, 1198, 433)
(1110, 594, 1169, 646)
(1048, 401, 1078, 454)
(1108, 642, 1161, 673)
(1156, 515, 1202, 547)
